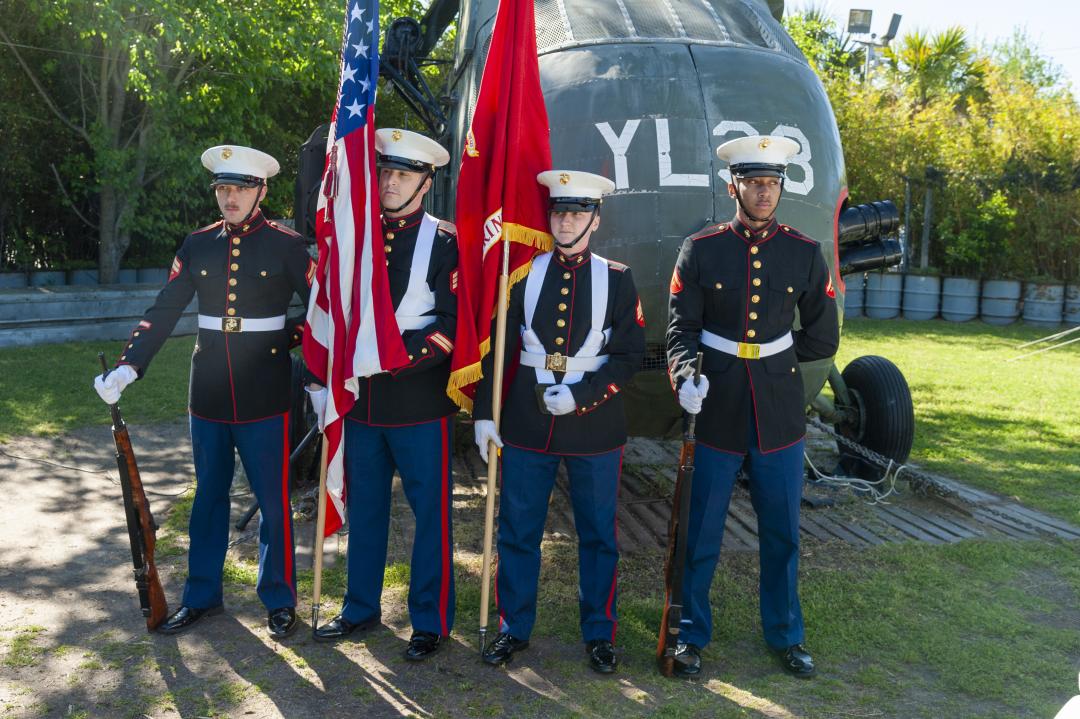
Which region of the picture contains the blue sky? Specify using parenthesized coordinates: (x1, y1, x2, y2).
(814, 1, 1080, 90)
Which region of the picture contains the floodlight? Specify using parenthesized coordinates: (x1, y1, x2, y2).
(882, 14, 902, 43)
(848, 9, 872, 35)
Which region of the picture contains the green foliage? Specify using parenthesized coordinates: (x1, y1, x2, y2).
(0, 0, 448, 275)
(939, 190, 1017, 276)
(786, 18, 1080, 281)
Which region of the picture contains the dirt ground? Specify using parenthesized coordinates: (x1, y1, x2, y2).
(0, 421, 697, 719)
(0, 421, 1076, 718)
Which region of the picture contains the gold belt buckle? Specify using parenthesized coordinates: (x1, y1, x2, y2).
(736, 341, 760, 359)
(545, 352, 567, 372)
(221, 317, 242, 333)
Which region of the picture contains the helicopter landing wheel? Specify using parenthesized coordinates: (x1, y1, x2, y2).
(836, 355, 914, 466)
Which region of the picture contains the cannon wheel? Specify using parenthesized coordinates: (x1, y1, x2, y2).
(837, 355, 914, 464)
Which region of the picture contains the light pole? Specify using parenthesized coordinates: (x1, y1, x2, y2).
(848, 9, 902, 82)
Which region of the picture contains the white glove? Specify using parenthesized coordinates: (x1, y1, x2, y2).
(306, 385, 328, 431)
(677, 375, 710, 415)
(543, 384, 577, 416)
(474, 420, 503, 462)
(93, 364, 138, 405)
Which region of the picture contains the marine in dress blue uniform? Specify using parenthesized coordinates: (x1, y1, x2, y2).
(665, 136, 840, 678)
(93, 145, 314, 639)
(308, 129, 459, 661)
(474, 171, 646, 673)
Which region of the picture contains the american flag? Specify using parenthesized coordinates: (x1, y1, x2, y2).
(303, 0, 408, 536)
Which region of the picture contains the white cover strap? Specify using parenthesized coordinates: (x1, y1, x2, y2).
(394, 213, 438, 331)
(521, 252, 610, 385)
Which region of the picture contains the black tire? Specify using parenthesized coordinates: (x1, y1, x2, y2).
(838, 355, 914, 464)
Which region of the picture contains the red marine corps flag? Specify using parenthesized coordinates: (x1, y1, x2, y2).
(446, 0, 554, 412)
(303, 0, 407, 542)
(445, 0, 553, 654)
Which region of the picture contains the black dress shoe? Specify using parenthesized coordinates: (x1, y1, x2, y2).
(672, 642, 702, 678)
(777, 643, 816, 678)
(586, 639, 618, 674)
(404, 631, 443, 661)
(312, 614, 379, 643)
(267, 607, 297, 640)
(481, 632, 529, 666)
(157, 605, 224, 635)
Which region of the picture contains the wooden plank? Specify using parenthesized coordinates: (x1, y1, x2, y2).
(881, 505, 965, 543)
(720, 517, 757, 552)
(617, 504, 665, 551)
(797, 513, 835, 542)
(873, 506, 945, 544)
(893, 506, 984, 540)
(830, 516, 889, 546)
(968, 508, 1040, 539)
(800, 512, 871, 546)
(992, 503, 1080, 539)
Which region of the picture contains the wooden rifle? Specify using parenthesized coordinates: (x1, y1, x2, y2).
(656, 351, 704, 676)
(98, 353, 169, 631)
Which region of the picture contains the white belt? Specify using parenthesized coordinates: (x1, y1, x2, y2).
(700, 330, 792, 359)
(519, 350, 609, 373)
(198, 314, 286, 333)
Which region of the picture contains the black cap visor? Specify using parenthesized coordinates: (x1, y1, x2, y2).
(730, 162, 787, 179)
(376, 153, 434, 174)
(549, 197, 602, 212)
(210, 173, 264, 188)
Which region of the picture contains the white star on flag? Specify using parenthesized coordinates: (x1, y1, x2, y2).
(351, 39, 369, 57)
(341, 64, 358, 84)
(345, 99, 364, 117)
(350, 4, 365, 22)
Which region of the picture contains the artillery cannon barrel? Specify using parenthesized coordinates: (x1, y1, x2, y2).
(838, 238, 903, 275)
(837, 200, 899, 246)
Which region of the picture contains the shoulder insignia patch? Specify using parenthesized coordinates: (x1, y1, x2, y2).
(826, 274, 836, 298)
(635, 297, 646, 327)
(306, 258, 317, 287)
(670, 267, 683, 294)
(450, 268, 459, 295)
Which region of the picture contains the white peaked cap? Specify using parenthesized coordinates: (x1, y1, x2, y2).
(536, 170, 616, 202)
(716, 135, 800, 176)
(200, 145, 280, 185)
(375, 128, 450, 170)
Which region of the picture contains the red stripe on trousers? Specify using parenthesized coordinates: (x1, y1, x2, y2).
(603, 447, 624, 643)
(438, 416, 451, 635)
(281, 412, 295, 602)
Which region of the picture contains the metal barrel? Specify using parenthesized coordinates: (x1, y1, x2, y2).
(941, 277, 980, 322)
(980, 279, 1022, 325)
(837, 238, 903, 275)
(902, 274, 940, 320)
(865, 272, 903, 319)
(1021, 281, 1065, 327)
(837, 201, 900, 245)
(1065, 285, 1080, 326)
(843, 273, 865, 319)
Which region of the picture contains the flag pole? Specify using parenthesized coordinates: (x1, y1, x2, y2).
(310, 435, 330, 635)
(478, 230, 512, 655)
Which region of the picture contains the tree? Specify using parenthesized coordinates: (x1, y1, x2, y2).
(882, 27, 989, 110)
(0, 0, 343, 281)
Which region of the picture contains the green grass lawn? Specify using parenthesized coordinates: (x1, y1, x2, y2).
(836, 318, 1080, 523)
(0, 336, 193, 439)
(5, 322, 1079, 718)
